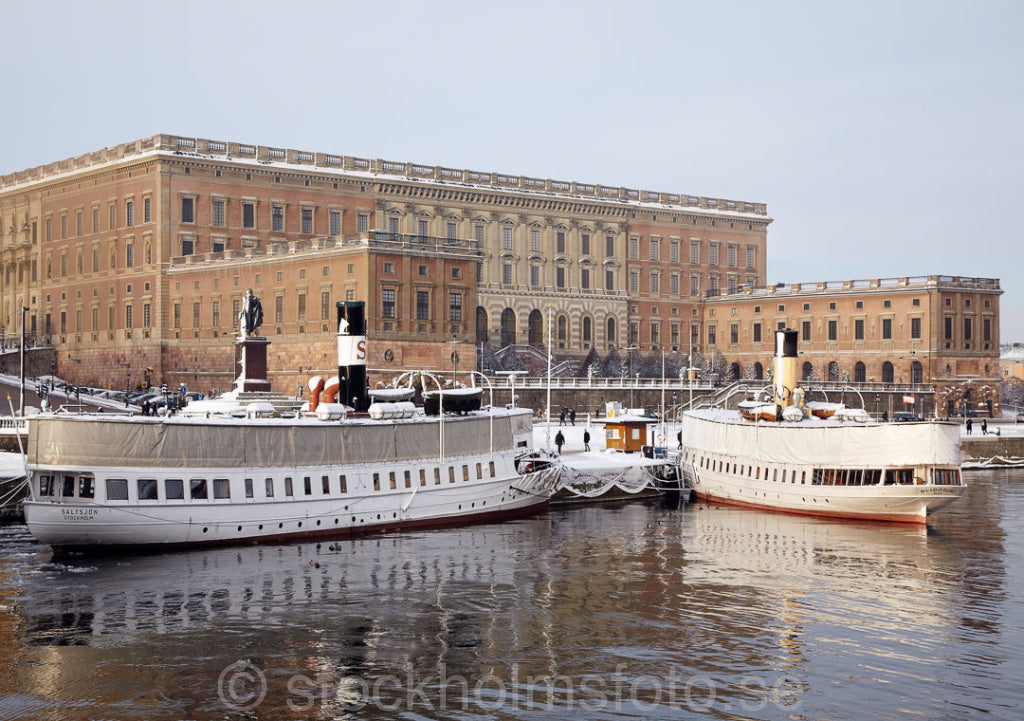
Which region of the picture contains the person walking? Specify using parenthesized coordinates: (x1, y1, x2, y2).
(569, 408, 576, 426)
(583, 429, 591, 452)
(559, 408, 567, 426)
(555, 430, 565, 455)
(981, 418, 988, 435)
(966, 418, 973, 435)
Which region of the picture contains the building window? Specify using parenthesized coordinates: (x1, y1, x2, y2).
(383, 262, 394, 274)
(91, 209, 98, 233)
(181, 197, 194, 224)
(964, 317, 972, 340)
(554, 231, 564, 254)
(727, 244, 736, 267)
(242, 202, 255, 229)
(581, 233, 590, 255)
(945, 316, 953, 339)
(446, 222, 456, 241)
(502, 226, 514, 250)
(274, 296, 283, 324)
(707, 325, 716, 345)
(983, 317, 991, 341)
(126, 243, 134, 268)
(828, 320, 838, 341)
(691, 276, 699, 296)
(271, 205, 284, 232)
(650, 273, 659, 294)
(708, 276, 718, 295)
(210, 302, 218, 329)
(531, 229, 540, 252)
(603, 234, 612, 257)
(192, 302, 201, 328)
(709, 244, 719, 265)
(690, 242, 700, 264)
(649, 238, 659, 261)
(670, 274, 679, 295)
(670, 240, 679, 263)
(109, 204, 116, 229)
(321, 291, 331, 320)
(882, 318, 893, 340)
(530, 265, 540, 287)
(388, 216, 399, 236)
(501, 263, 512, 285)
(730, 324, 738, 344)
(416, 291, 430, 320)
(728, 277, 737, 294)
(144, 197, 151, 223)
(173, 303, 181, 329)
(911, 317, 921, 339)
(556, 266, 566, 288)
(212, 199, 225, 227)
(301, 208, 314, 234)
(605, 269, 614, 291)
(650, 321, 660, 346)
(854, 319, 864, 340)
(629, 271, 638, 294)
(449, 293, 462, 321)
(581, 268, 590, 289)
(753, 322, 762, 343)
(746, 246, 756, 268)
(802, 320, 811, 341)
(181, 237, 194, 256)
(357, 213, 368, 232)
(417, 219, 428, 238)
(382, 288, 395, 318)
(629, 237, 638, 259)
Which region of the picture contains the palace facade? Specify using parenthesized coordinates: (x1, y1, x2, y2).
(0, 133, 1002, 408)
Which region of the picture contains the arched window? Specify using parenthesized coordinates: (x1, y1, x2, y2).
(557, 315, 567, 341)
(730, 362, 740, 380)
(882, 361, 894, 384)
(854, 361, 866, 383)
(582, 316, 592, 343)
(607, 317, 616, 345)
(528, 309, 544, 347)
(802, 361, 814, 380)
(911, 360, 923, 385)
(828, 361, 840, 382)
(500, 308, 516, 346)
(753, 362, 764, 380)
(476, 307, 488, 345)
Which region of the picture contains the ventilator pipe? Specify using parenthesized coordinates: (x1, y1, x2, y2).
(323, 376, 340, 404)
(307, 376, 325, 413)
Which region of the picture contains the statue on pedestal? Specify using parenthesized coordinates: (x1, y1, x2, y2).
(239, 289, 264, 338)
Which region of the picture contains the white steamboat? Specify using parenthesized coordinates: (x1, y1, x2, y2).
(22, 300, 558, 552)
(683, 329, 965, 524)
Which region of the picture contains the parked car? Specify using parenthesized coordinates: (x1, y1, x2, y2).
(892, 412, 924, 422)
(955, 407, 978, 418)
(1016, 412, 1024, 424)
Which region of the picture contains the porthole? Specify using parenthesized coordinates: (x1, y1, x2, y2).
(202, 527, 209, 533)
(258, 524, 264, 530)
(237, 525, 242, 532)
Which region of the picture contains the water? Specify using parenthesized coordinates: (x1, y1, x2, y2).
(1, 470, 1022, 720)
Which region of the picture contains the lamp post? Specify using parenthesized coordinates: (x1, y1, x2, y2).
(625, 346, 639, 408)
(19, 306, 28, 415)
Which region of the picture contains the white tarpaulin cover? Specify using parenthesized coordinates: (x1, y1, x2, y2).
(683, 410, 960, 467)
(29, 409, 532, 469)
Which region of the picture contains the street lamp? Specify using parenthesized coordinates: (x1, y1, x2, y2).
(19, 306, 28, 415)
(625, 346, 639, 408)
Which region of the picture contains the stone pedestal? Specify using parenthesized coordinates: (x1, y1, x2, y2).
(234, 336, 272, 392)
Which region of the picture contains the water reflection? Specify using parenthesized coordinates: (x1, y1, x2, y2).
(0, 471, 1021, 720)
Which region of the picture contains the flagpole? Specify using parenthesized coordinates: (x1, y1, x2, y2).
(546, 303, 552, 450)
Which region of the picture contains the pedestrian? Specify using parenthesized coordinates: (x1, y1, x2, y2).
(966, 418, 973, 435)
(982, 419, 988, 435)
(570, 408, 576, 426)
(882, 411, 888, 423)
(555, 430, 565, 455)
(559, 408, 566, 426)
(583, 429, 591, 452)
(677, 430, 683, 449)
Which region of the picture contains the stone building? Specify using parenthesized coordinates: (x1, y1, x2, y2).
(705, 275, 1003, 416)
(0, 134, 768, 393)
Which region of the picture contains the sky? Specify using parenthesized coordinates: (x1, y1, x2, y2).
(2, 0, 1022, 340)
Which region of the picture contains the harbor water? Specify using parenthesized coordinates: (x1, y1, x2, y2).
(1, 468, 1022, 720)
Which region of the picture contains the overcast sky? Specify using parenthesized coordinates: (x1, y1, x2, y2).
(3, 1, 1021, 341)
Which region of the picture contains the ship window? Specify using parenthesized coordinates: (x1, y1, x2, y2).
(245, 478, 254, 498)
(62, 475, 76, 497)
(79, 476, 95, 499)
(38, 474, 54, 496)
(864, 470, 881, 486)
(322, 475, 330, 494)
(449, 467, 456, 484)
(265, 478, 274, 497)
(435, 468, 442, 485)
(755, 466, 760, 480)
(213, 479, 230, 499)
(476, 463, 483, 479)
(373, 473, 380, 491)
(404, 470, 411, 488)
(190, 479, 208, 499)
(934, 469, 961, 485)
(166, 479, 184, 499)
(462, 465, 470, 482)
(419, 469, 427, 486)
(773, 469, 778, 482)
(303, 476, 312, 495)
(812, 469, 824, 485)
(339, 475, 348, 493)
(389, 471, 397, 490)
(801, 471, 806, 485)
(138, 479, 158, 500)
(284, 477, 294, 496)
(489, 461, 496, 477)
(106, 478, 129, 500)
